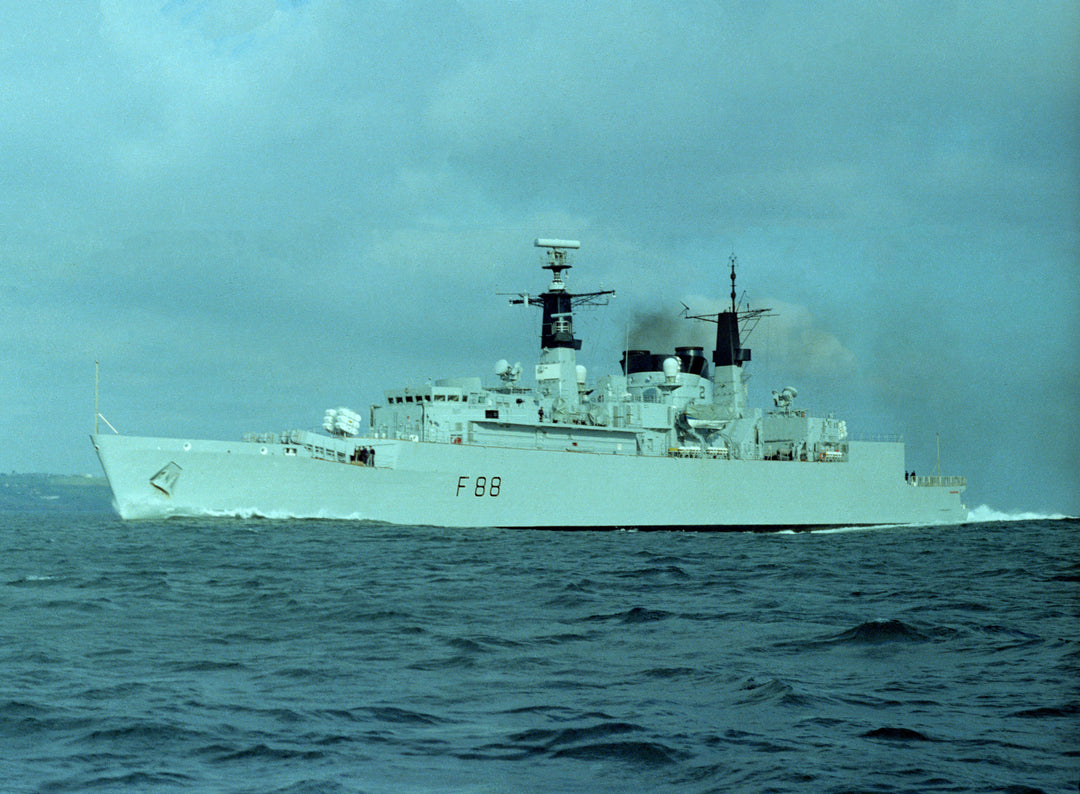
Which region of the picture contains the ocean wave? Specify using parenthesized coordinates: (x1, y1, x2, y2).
(211, 742, 325, 762)
(44, 770, 198, 790)
(363, 706, 450, 726)
(581, 606, 674, 624)
(550, 740, 688, 764)
(823, 618, 930, 644)
(116, 500, 372, 521)
(862, 726, 935, 741)
(735, 677, 816, 707)
(1008, 703, 1080, 719)
(966, 505, 1076, 522)
(79, 721, 209, 745)
(6, 574, 64, 586)
(488, 720, 686, 764)
(775, 523, 915, 535)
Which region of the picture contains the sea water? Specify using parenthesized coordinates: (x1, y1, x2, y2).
(1, 514, 1076, 793)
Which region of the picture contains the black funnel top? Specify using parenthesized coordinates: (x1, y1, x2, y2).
(712, 311, 751, 367)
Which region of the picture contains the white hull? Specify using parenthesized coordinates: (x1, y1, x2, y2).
(92, 433, 967, 528)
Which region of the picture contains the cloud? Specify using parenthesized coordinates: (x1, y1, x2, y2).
(421, 1, 1080, 236)
(755, 299, 857, 378)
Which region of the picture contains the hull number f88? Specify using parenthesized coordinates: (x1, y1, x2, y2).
(456, 475, 501, 497)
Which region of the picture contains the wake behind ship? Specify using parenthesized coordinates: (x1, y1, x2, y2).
(92, 239, 967, 528)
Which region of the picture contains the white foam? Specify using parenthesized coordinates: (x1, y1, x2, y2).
(965, 504, 1074, 523)
(800, 525, 901, 535)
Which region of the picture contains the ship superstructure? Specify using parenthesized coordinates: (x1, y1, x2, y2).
(92, 239, 967, 528)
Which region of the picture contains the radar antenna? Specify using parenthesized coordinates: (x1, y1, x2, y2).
(512, 239, 615, 307)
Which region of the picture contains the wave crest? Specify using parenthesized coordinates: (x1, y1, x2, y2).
(966, 505, 1075, 522)
(832, 619, 928, 643)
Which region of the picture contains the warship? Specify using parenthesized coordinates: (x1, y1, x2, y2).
(92, 238, 967, 528)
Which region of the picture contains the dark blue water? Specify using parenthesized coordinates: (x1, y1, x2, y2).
(1, 515, 1076, 793)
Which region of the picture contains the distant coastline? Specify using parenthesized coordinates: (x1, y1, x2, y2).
(0, 472, 113, 513)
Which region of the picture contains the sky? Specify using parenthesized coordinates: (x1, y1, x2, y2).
(3, 1, 1078, 515)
